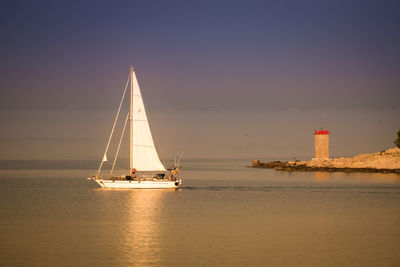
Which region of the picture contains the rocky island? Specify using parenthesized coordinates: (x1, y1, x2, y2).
(252, 147, 400, 174)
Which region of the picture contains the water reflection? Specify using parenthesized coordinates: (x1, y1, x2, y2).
(312, 171, 400, 184)
(314, 172, 330, 182)
(121, 189, 171, 266)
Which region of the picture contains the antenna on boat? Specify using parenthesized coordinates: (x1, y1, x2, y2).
(175, 152, 183, 169)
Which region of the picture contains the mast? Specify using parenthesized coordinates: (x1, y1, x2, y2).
(129, 65, 134, 172)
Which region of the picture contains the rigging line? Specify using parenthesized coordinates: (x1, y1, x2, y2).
(110, 112, 129, 176)
(96, 74, 130, 177)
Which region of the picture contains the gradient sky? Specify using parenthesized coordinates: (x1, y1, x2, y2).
(0, 0, 399, 160)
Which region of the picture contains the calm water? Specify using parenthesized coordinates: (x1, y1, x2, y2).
(0, 159, 399, 266)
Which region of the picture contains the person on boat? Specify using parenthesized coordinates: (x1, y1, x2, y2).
(168, 167, 179, 181)
(132, 168, 136, 179)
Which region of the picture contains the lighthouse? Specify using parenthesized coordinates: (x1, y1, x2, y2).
(314, 129, 329, 159)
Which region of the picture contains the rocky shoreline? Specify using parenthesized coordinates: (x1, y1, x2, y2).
(252, 147, 400, 174)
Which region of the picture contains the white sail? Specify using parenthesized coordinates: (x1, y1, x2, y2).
(130, 70, 166, 171)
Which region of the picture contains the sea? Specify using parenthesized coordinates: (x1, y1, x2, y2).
(0, 159, 399, 267)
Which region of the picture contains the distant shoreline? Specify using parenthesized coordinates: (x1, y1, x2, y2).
(252, 147, 400, 174)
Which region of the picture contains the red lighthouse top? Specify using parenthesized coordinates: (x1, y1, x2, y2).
(314, 130, 329, 135)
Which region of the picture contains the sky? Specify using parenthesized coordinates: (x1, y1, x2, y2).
(0, 0, 399, 160)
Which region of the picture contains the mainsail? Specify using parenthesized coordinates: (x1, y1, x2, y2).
(130, 69, 166, 171)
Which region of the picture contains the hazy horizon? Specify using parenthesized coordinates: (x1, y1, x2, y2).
(0, 107, 398, 161)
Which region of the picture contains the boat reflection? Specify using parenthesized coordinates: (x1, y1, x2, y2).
(121, 189, 175, 265)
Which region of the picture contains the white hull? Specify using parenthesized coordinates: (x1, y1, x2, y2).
(94, 179, 180, 189)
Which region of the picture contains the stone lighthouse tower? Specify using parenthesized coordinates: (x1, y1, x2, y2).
(314, 129, 329, 159)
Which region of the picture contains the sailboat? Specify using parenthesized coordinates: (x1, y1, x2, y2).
(89, 66, 182, 189)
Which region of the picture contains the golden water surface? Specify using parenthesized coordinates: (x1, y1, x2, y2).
(0, 160, 399, 266)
